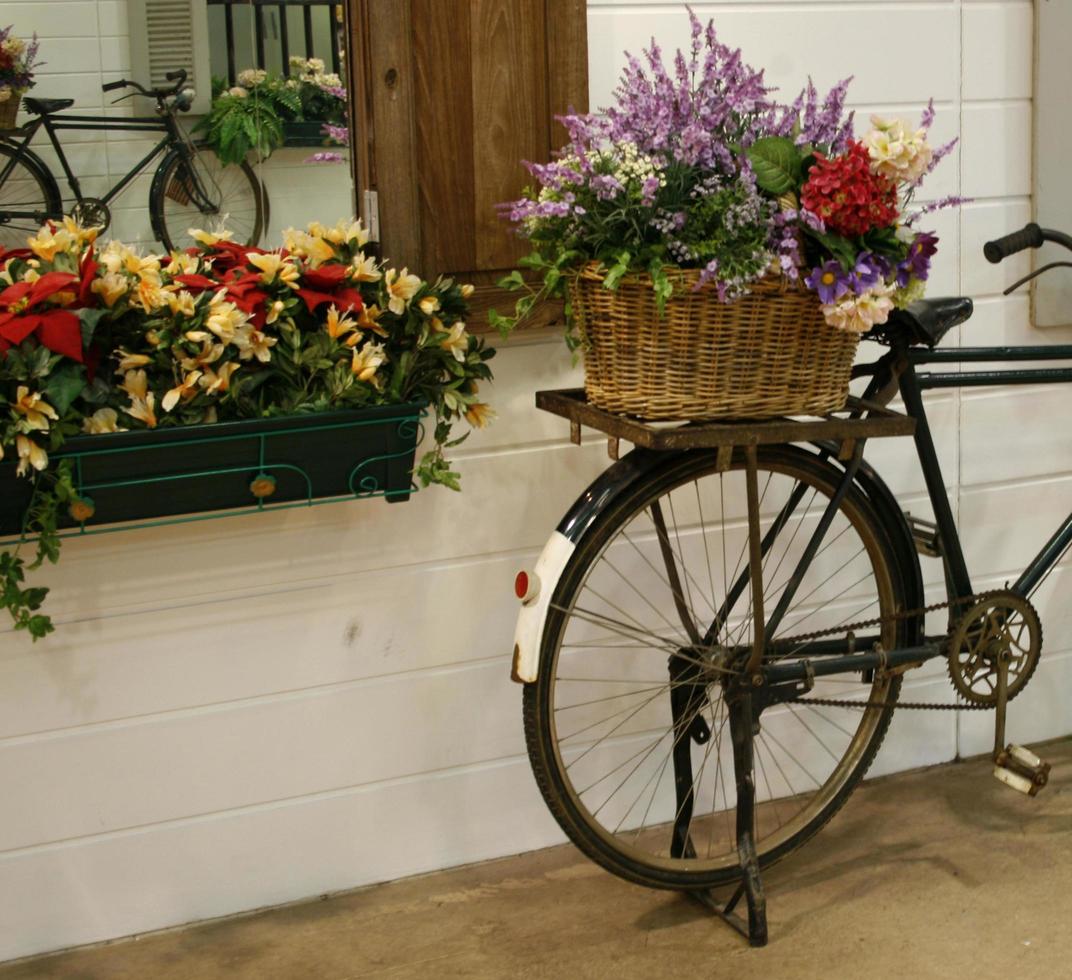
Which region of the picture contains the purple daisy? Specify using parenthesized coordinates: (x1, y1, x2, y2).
(805, 260, 852, 304)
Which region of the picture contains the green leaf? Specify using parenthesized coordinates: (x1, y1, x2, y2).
(805, 227, 858, 271)
(77, 307, 109, 349)
(43, 363, 87, 416)
(747, 136, 804, 195)
(496, 270, 525, 290)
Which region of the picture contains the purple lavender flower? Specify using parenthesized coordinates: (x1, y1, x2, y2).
(805, 261, 852, 304)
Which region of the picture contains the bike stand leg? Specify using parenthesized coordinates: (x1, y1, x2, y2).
(687, 690, 769, 947)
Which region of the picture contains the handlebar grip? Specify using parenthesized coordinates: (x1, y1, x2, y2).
(984, 223, 1044, 264)
(165, 69, 187, 83)
(102, 79, 127, 93)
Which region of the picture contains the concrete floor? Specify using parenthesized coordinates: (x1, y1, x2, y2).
(5, 740, 1072, 980)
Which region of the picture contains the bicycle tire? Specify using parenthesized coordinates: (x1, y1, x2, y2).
(523, 444, 914, 890)
(151, 143, 267, 251)
(0, 143, 61, 250)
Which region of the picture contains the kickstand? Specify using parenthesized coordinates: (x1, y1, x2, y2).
(687, 689, 769, 947)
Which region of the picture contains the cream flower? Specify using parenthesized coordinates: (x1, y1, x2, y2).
(119, 369, 158, 428)
(864, 115, 933, 184)
(93, 272, 129, 308)
(162, 371, 203, 412)
(167, 290, 198, 317)
(350, 252, 382, 282)
(418, 295, 440, 316)
(384, 268, 422, 315)
(247, 251, 301, 288)
(180, 338, 225, 371)
(234, 325, 276, 363)
(82, 408, 125, 434)
(438, 321, 469, 361)
(12, 387, 59, 431)
(324, 304, 357, 340)
(464, 402, 495, 428)
(265, 299, 286, 325)
(199, 361, 240, 395)
(15, 435, 48, 477)
(115, 350, 151, 372)
(821, 284, 895, 334)
(27, 225, 75, 263)
(189, 228, 235, 247)
(205, 292, 249, 342)
(350, 340, 386, 383)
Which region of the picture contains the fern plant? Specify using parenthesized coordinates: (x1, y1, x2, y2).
(197, 78, 304, 166)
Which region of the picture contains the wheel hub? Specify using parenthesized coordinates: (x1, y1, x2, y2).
(70, 198, 111, 233)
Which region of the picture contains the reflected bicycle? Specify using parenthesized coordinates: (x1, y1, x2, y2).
(0, 70, 266, 251)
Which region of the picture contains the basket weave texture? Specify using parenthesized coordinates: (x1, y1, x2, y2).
(0, 96, 20, 131)
(569, 264, 859, 420)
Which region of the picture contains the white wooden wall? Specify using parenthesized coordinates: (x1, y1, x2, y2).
(0, 0, 1062, 963)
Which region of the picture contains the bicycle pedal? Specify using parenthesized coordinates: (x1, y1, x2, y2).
(993, 744, 1050, 796)
(904, 512, 941, 558)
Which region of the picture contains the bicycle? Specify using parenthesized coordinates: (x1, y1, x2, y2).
(511, 222, 1072, 945)
(0, 70, 267, 252)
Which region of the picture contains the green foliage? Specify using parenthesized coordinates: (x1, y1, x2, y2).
(746, 137, 804, 195)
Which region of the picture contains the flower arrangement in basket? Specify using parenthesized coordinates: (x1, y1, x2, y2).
(0, 26, 41, 129)
(494, 10, 960, 420)
(0, 217, 495, 638)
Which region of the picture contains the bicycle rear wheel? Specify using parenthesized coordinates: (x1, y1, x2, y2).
(151, 143, 266, 251)
(0, 144, 60, 250)
(524, 445, 914, 890)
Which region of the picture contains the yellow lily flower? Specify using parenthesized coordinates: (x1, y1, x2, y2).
(356, 303, 387, 338)
(418, 295, 440, 316)
(167, 290, 198, 317)
(180, 338, 226, 371)
(199, 361, 240, 395)
(12, 386, 59, 431)
(350, 252, 382, 282)
(119, 369, 158, 428)
(162, 371, 203, 412)
(115, 350, 151, 373)
(27, 225, 74, 263)
(460, 283, 475, 299)
(247, 251, 301, 288)
(15, 435, 48, 477)
(92, 272, 129, 307)
(82, 408, 125, 434)
(324, 304, 357, 340)
(265, 299, 286, 325)
(189, 228, 235, 246)
(205, 292, 248, 342)
(234, 325, 276, 363)
(350, 340, 386, 384)
(61, 215, 99, 247)
(465, 402, 495, 428)
(384, 268, 422, 315)
(439, 321, 469, 362)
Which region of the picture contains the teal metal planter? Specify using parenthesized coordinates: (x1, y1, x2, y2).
(0, 402, 426, 541)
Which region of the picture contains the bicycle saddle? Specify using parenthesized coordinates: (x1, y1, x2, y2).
(885, 296, 974, 347)
(23, 97, 74, 115)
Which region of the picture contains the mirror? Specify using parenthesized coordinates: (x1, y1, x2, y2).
(208, 0, 356, 246)
(2, 1, 358, 253)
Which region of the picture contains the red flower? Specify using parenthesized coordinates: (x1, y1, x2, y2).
(801, 141, 898, 238)
(296, 262, 363, 314)
(0, 272, 84, 362)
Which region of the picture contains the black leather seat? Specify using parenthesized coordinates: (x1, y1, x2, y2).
(884, 297, 974, 347)
(23, 97, 74, 115)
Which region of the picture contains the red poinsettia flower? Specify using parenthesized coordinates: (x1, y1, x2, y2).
(0, 271, 84, 362)
(297, 263, 363, 314)
(801, 141, 899, 238)
(173, 273, 218, 292)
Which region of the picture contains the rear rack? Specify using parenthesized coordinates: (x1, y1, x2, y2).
(536, 389, 915, 460)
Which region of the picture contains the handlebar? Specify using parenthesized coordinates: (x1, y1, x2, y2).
(100, 69, 189, 101)
(984, 222, 1072, 263)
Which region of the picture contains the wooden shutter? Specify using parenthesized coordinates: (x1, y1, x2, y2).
(349, 0, 589, 331)
(127, 0, 212, 114)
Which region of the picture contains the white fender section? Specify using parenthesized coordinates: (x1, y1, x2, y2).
(511, 530, 576, 683)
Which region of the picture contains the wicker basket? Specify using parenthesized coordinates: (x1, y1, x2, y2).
(568, 264, 859, 420)
(0, 95, 20, 131)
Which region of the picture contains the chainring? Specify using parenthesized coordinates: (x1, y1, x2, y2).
(946, 590, 1041, 705)
(70, 198, 111, 232)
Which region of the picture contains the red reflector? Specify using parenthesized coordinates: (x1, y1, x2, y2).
(514, 571, 529, 600)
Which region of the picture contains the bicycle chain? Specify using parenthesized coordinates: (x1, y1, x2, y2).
(773, 591, 998, 712)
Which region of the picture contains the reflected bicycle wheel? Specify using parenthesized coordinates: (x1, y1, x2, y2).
(0, 144, 60, 250)
(523, 445, 916, 889)
(152, 143, 266, 251)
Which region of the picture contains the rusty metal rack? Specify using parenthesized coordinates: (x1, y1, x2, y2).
(536, 388, 916, 459)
